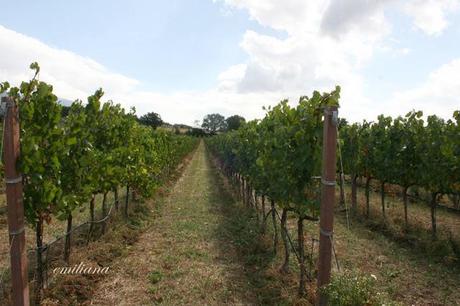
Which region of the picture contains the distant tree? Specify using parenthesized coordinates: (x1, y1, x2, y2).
(226, 115, 246, 131)
(202, 113, 226, 133)
(138, 112, 163, 129)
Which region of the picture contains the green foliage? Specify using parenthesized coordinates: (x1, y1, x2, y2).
(2, 63, 198, 226)
(321, 271, 395, 306)
(207, 86, 341, 218)
(338, 108, 460, 237)
(202, 113, 227, 133)
(12, 76, 65, 223)
(340, 109, 459, 195)
(148, 270, 163, 284)
(0, 81, 10, 93)
(59, 100, 93, 220)
(138, 111, 163, 130)
(225, 115, 246, 131)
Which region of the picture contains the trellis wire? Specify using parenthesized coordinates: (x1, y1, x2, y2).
(0, 192, 128, 293)
(273, 208, 340, 275)
(220, 157, 341, 277)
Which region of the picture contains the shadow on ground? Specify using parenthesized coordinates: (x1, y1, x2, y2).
(203, 148, 298, 306)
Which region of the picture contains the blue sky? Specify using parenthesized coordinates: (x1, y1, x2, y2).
(1, 0, 256, 91)
(362, 7, 460, 102)
(0, 0, 459, 124)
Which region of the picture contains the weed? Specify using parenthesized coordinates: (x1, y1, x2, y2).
(148, 271, 163, 285)
(321, 270, 396, 306)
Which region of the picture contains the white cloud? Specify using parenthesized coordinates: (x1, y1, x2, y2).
(0, 25, 138, 100)
(0, 14, 377, 125)
(389, 59, 460, 118)
(216, 0, 459, 122)
(216, 0, 393, 122)
(400, 48, 411, 55)
(321, 0, 391, 39)
(219, 0, 327, 35)
(120, 89, 282, 126)
(1, 0, 459, 126)
(404, 0, 460, 36)
(0, 25, 271, 125)
(217, 64, 247, 92)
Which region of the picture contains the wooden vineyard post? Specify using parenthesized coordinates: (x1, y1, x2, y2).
(2, 96, 30, 306)
(316, 106, 338, 306)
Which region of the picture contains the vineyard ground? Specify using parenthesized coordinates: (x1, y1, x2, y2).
(344, 182, 460, 244)
(0, 145, 197, 305)
(283, 209, 460, 305)
(0, 188, 128, 280)
(1, 141, 460, 305)
(71, 142, 460, 305)
(338, 183, 460, 266)
(87, 142, 304, 305)
(276, 185, 460, 305)
(211, 147, 460, 304)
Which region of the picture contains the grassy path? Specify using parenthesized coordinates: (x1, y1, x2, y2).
(87, 140, 460, 306)
(89, 142, 280, 305)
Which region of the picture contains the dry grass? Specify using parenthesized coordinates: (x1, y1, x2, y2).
(271, 185, 460, 305)
(0, 146, 197, 305)
(213, 165, 460, 305)
(3, 143, 459, 305)
(284, 211, 460, 305)
(333, 184, 460, 268)
(345, 183, 460, 244)
(0, 188, 128, 273)
(89, 143, 257, 305)
(88, 143, 308, 305)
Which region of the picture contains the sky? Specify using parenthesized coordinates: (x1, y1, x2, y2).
(0, 0, 459, 125)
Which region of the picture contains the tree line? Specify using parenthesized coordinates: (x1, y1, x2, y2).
(201, 113, 246, 134)
(95, 110, 247, 137)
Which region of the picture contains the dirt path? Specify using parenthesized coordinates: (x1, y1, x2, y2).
(89, 142, 260, 305)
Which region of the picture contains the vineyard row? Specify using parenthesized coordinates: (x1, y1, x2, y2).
(206, 85, 459, 298)
(0, 63, 199, 304)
